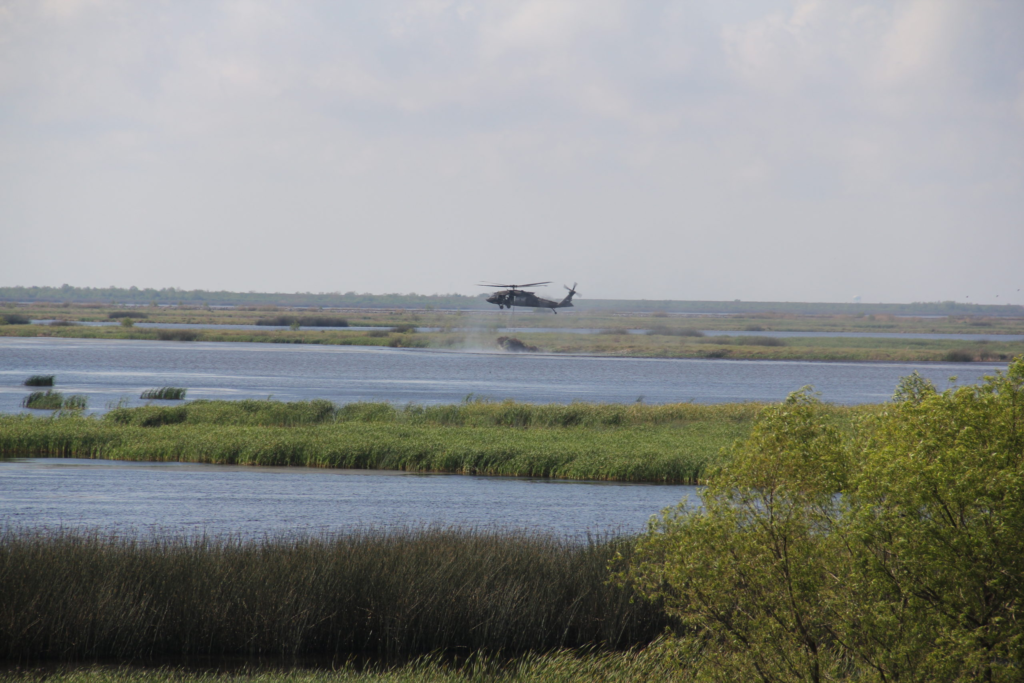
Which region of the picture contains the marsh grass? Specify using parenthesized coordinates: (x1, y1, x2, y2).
(1, 313, 30, 325)
(0, 399, 777, 482)
(48, 320, 80, 326)
(707, 335, 787, 346)
(21, 391, 86, 410)
(156, 330, 199, 342)
(22, 390, 64, 409)
(24, 375, 55, 387)
(108, 311, 149, 319)
(0, 528, 668, 662)
(256, 316, 349, 327)
(141, 387, 188, 400)
(0, 647, 679, 682)
(645, 326, 704, 337)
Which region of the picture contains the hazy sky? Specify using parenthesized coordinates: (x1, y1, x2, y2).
(2, 0, 1022, 304)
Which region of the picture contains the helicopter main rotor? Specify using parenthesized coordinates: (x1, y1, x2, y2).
(477, 281, 551, 290)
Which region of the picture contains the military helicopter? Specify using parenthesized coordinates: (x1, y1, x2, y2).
(478, 281, 580, 313)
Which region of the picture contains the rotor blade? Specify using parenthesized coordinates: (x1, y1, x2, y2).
(515, 281, 551, 288)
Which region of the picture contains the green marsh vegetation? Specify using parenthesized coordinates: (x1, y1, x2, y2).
(621, 356, 1024, 682)
(20, 390, 87, 411)
(7, 319, 1022, 362)
(257, 316, 349, 327)
(8, 301, 1024, 335)
(0, 528, 667, 663)
(5, 301, 1024, 362)
(0, 399, 773, 483)
(0, 649, 679, 683)
(23, 375, 55, 386)
(2, 363, 1021, 679)
(140, 387, 187, 400)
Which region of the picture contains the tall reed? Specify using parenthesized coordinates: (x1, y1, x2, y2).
(0, 528, 668, 662)
(23, 375, 55, 387)
(21, 391, 64, 410)
(140, 387, 187, 400)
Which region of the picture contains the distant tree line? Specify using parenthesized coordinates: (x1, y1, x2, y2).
(1, 284, 1020, 316)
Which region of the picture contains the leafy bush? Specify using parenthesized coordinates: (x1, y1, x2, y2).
(0, 313, 30, 325)
(943, 349, 974, 362)
(625, 357, 1024, 682)
(24, 375, 55, 387)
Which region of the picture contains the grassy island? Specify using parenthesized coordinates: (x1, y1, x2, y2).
(0, 399, 792, 483)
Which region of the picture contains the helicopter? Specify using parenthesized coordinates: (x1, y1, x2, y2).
(478, 281, 579, 313)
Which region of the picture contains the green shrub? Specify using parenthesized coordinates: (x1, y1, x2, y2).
(108, 311, 148, 319)
(24, 375, 55, 387)
(943, 349, 974, 362)
(0, 313, 29, 325)
(625, 356, 1024, 682)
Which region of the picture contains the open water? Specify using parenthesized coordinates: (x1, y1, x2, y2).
(0, 458, 697, 538)
(30, 320, 1024, 341)
(0, 337, 1008, 414)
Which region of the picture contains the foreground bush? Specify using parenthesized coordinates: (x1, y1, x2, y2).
(0, 529, 667, 662)
(625, 356, 1024, 682)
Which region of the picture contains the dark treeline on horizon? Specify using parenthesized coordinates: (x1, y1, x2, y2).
(1, 284, 1021, 317)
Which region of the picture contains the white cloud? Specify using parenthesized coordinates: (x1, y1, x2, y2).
(0, 0, 1022, 303)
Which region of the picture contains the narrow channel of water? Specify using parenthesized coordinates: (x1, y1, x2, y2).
(0, 458, 697, 538)
(0, 337, 1008, 414)
(30, 320, 1024, 341)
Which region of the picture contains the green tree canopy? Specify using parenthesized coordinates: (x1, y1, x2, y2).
(626, 356, 1024, 682)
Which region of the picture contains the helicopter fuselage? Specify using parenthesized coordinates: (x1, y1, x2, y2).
(486, 290, 573, 313)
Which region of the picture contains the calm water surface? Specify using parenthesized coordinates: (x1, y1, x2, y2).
(31, 320, 1024, 341)
(0, 337, 1008, 414)
(0, 458, 697, 538)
